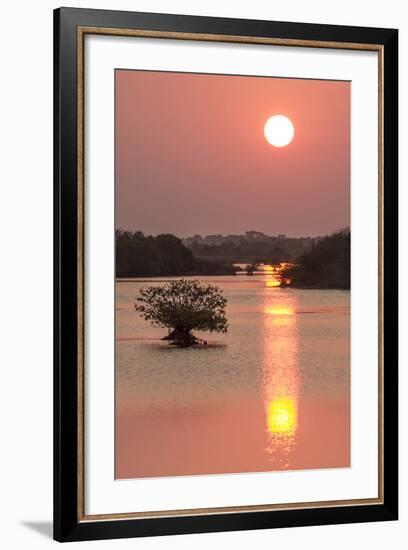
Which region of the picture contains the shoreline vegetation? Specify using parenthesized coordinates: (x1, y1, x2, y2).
(116, 228, 350, 290)
(280, 229, 350, 290)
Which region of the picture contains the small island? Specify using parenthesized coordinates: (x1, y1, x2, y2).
(135, 279, 228, 347)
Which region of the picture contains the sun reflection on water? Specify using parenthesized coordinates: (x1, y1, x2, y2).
(265, 279, 281, 288)
(265, 306, 294, 316)
(261, 290, 300, 468)
(267, 397, 297, 435)
(259, 262, 294, 288)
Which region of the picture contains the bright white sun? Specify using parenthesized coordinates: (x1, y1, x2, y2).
(264, 115, 295, 147)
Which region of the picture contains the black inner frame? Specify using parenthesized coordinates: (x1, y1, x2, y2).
(54, 7, 398, 542)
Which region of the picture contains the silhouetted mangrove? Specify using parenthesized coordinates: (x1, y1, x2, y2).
(135, 279, 228, 347)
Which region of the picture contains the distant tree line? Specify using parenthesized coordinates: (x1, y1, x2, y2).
(116, 229, 350, 288)
(183, 231, 312, 264)
(116, 230, 236, 277)
(281, 229, 350, 289)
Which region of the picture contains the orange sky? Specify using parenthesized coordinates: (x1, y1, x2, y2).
(115, 70, 350, 237)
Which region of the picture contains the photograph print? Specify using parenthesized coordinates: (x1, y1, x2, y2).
(114, 69, 351, 480)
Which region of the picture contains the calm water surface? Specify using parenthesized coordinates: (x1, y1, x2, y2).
(115, 272, 350, 479)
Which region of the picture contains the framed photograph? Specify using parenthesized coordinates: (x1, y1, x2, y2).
(54, 7, 398, 542)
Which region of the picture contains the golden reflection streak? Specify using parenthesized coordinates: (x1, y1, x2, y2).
(265, 306, 293, 316)
(261, 288, 300, 468)
(265, 279, 281, 288)
(260, 262, 294, 288)
(267, 397, 297, 435)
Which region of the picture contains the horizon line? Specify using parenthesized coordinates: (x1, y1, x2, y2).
(115, 227, 350, 240)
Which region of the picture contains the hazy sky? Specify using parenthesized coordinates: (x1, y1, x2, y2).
(115, 70, 350, 237)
